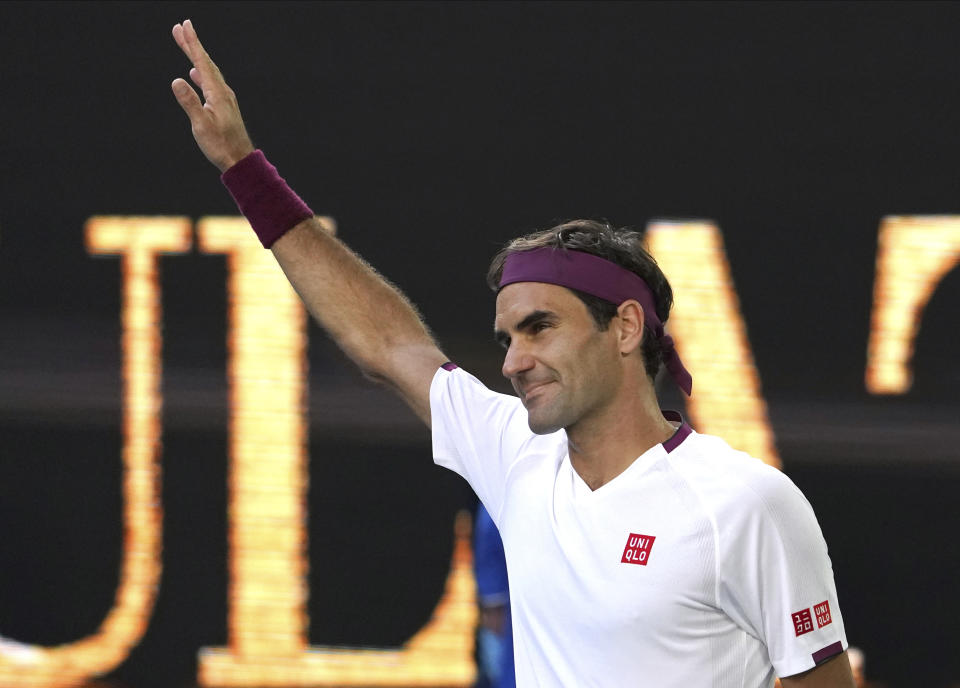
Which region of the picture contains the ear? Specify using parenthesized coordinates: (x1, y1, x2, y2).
(616, 300, 645, 356)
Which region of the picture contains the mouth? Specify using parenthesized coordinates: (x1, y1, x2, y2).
(519, 380, 554, 404)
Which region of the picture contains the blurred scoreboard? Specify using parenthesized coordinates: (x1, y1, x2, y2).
(0, 214, 956, 686)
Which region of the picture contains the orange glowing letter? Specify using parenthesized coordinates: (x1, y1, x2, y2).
(645, 219, 781, 468)
(196, 217, 476, 687)
(0, 217, 190, 687)
(866, 215, 960, 394)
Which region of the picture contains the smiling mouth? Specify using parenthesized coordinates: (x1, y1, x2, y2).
(520, 381, 553, 403)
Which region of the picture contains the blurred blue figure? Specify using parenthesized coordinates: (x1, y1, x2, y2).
(473, 502, 515, 688)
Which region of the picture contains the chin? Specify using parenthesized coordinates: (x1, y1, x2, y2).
(525, 409, 565, 435)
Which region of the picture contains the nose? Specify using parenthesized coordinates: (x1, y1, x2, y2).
(501, 341, 535, 380)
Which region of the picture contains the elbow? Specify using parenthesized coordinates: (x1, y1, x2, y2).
(353, 344, 401, 388)
(359, 365, 390, 386)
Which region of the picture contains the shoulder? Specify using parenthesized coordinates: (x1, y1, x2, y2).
(666, 431, 811, 531)
(430, 365, 565, 447)
(431, 365, 517, 407)
(669, 432, 832, 593)
(429, 364, 566, 498)
(430, 365, 525, 426)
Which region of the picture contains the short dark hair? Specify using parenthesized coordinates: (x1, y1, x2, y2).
(486, 219, 674, 381)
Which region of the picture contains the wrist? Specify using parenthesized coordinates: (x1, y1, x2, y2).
(220, 150, 315, 248)
(218, 144, 255, 173)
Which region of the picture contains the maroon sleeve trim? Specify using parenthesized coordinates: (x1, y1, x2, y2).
(812, 641, 844, 665)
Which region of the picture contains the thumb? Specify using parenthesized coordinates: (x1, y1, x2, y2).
(171, 78, 204, 121)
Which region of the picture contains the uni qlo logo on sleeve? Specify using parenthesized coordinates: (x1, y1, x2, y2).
(621, 533, 656, 566)
(792, 608, 814, 636)
(814, 600, 833, 628)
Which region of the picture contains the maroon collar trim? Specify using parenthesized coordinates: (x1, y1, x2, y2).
(661, 410, 692, 454)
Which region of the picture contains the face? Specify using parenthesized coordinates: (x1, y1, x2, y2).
(495, 282, 622, 434)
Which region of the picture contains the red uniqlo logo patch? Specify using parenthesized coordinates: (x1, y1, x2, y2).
(792, 608, 814, 636)
(621, 533, 655, 566)
(814, 600, 832, 628)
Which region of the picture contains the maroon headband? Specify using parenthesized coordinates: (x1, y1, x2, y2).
(499, 247, 692, 395)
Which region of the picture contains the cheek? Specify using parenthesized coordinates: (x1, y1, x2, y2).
(574, 337, 621, 387)
(545, 328, 618, 385)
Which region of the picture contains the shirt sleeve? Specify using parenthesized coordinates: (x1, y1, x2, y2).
(430, 365, 532, 523)
(717, 466, 848, 678)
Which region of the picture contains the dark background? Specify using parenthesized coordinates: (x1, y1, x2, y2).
(1, 2, 958, 686)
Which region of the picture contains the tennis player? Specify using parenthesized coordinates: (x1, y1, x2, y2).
(171, 19, 855, 687)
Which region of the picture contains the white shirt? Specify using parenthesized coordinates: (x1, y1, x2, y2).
(431, 366, 847, 687)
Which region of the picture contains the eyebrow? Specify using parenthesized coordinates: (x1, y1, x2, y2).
(493, 309, 555, 347)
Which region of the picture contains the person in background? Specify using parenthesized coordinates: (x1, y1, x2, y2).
(776, 647, 866, 688)
(473, 503, 515, 688)
(846, 647, 866, 687)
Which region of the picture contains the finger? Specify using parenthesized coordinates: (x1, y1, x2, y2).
(171, 78, 204, 121)
(182, 21, 222, 83)
(172, 22, 190, 58)
(172, 23, 206, 93)
(172, 22, 206, 78)
(180, 20, 228, 103)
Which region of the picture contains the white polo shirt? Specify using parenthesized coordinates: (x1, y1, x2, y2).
(431, 366, 847, 688)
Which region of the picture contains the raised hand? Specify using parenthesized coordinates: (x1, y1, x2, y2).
(171, 19, 254, 172)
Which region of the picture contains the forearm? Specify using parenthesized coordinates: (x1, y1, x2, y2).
(218, 149, 446, 419)
(170, 21, 447, 423)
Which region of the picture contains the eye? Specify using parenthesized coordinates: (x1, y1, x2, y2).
(531, 321, 551, 334)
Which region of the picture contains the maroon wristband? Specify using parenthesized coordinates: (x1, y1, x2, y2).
(220, 150, 315, 248)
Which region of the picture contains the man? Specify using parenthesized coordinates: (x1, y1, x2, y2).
(170, 19, 854, 687)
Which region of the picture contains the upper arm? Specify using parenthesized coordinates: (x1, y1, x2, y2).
(714, 461, 848, 678)
(780, 651, 855, 688)
(430, 366, 533, 520)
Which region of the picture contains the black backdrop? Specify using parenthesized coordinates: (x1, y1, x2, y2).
(1, 2, 958, 686)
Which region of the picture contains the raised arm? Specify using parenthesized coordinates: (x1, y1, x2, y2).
(170, 19, 447, 424)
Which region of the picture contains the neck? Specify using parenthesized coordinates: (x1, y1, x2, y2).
(566, 387, 677, 491)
